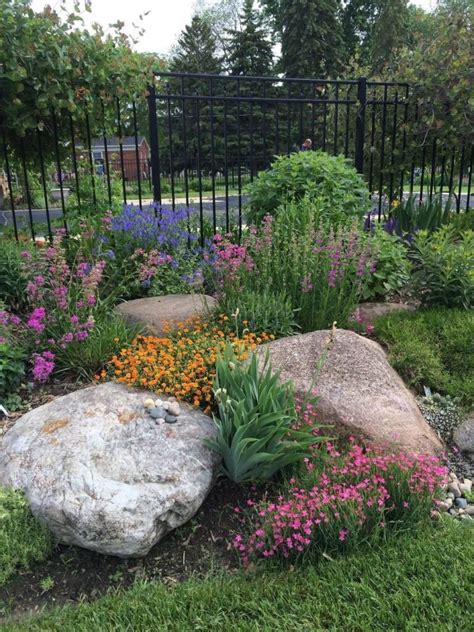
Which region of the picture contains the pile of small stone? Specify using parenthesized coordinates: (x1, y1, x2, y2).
(143, 397, 181, 424)
(438, 473, 473, 521)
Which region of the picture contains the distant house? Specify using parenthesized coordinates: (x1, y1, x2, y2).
(77, 136, 150, 182)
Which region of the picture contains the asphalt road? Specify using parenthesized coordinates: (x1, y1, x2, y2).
(1, 192, 471, 235)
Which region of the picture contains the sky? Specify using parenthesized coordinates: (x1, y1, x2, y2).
(30, 0, 438, 57)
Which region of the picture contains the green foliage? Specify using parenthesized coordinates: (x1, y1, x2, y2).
(0, 240, 32, 311)
(53, 314, 141, 380)
(388, 195, 453, 238)
(410, 227, 474, 309)
(65, 163, 124, 219)
(225, 0, 273, 76)
(362, 228, 411, 300)
(0, 487, 52, 586)
(205, 346, 323, 482)
(0, 341, 26, 399)
(218, 288, 298, 338)
(375, 307, 474, 406)
(246, 151, 370, 225)
(449, 211, 474, 233)
(171, 15, 222, 73)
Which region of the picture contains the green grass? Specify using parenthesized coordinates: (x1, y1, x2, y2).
(0, 488, 52, 587)
(4, 519, 473, 631)
(375, 307, 474, 407)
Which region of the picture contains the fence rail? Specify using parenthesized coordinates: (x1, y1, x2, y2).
(0, 72, 472, 240)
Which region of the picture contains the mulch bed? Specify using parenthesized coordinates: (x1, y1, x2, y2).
(0, 478, 261, 621)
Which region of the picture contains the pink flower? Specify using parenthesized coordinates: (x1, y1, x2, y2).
(338, 529, 348, 542)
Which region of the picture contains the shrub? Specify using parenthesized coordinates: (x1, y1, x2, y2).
(102, 317, 274, 410)
(0, 340, 26, 398)
(410, 227, 473, 308)
(0, 240, 34, 311)
(246, 151, 370, 225)
(375, 308, 474, 406)
(234, 441, 447, 565)
(0, 487, 52, 586)
(217, 288, 298, 338)
(361, 228, 411, 300)
(205, 346, 324, 483)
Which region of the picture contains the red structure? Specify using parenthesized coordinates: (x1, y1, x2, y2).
(79, 136, 150, 182)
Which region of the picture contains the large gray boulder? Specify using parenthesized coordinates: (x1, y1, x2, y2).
(0, 383, 220, 557)
(114, 294, 217, 336)
(256, 329, 443, 455)
(453, 414, 474, 459)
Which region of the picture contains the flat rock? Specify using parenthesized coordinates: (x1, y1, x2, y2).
(0, 383, 220, 557)
(453, 414, 474, 458)
(114, 294, 217, 336)
(256, 329, 443, 455)
(356, 302, 416, 327)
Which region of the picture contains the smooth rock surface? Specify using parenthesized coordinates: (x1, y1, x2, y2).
(256, 329, 443, 455)
(0, 383, 220, 557)
(453, 415, 474, 458)
(355, 302, 416, 327)
(114, 294, 217, 336)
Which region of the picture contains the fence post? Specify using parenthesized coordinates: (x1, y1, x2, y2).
(147, 83, 162, 204)
(355, 77, 367, 174)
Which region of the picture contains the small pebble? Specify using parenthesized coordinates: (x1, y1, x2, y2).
(460, 480, 472, 494)
(448, 508, 458, 516)
(446, 492, 455, 500)
(149, 407, 165, 419)
(157, 417, 165, 423)
(155, 399, 164, 407)
(455, 497, 468, 509)
(144, 398, 155, 409)
(165, 414, 178, 424)
(168, 402, 180, 416)
(465, 506, 474, 516)
(162, 402, 170, 411)
(448, 482, 461, 498)
(438, 499, 452, 511)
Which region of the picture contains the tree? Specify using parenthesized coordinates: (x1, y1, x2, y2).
(226, 0, 274, 76)
(195, 0, 244, 59)
(269, 0, 345, 78)
(170, 15, 222, 74)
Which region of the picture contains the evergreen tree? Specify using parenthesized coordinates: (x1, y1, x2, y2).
(226, 0, 274, 76)
(266, 0, 345, 78)
(170, 15, 222, 74)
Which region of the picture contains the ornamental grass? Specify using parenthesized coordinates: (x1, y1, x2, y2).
(101, 317, 274, 410)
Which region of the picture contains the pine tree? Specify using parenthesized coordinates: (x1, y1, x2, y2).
(170, 15, 222, 74)
(225, 0, 274, 76)
(277, 0, 345, 78)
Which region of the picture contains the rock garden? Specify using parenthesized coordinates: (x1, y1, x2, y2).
(1, 150, 473, 629)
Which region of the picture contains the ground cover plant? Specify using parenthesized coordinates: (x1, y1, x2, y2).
(246, 150, 371, 225)
(0, 488, 52, 587)
(375, 307, 474, 407)
(102, 317, 274, 410)
(2, 519, 471, 631)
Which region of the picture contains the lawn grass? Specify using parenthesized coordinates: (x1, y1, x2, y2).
(375, 307, 474, 407)
(4, 519, 473, 631)
(0, 488, 52, 587)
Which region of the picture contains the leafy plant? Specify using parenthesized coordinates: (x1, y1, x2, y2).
(217, 288, 298, 338)
(374, 307, 474, 407)
(205, 346, 325, 483)
(0, 487, 52, 586)
(0, 240, 34, 311)
(410, 227, 473, 309)
(0, 341, 26, 399)
(385, 195, 452, 239)
(361, 228, 411, 300)
(246, 151, 371, 225)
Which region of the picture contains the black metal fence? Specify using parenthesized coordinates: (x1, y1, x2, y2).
(1, 72, 472, 240)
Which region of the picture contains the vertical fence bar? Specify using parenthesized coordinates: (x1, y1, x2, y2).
(466, 144, 472, 212)
(275, 99, 280, 156)
(344, 86, 350, 158)
(377, 84, 388, 219)
(368, 86, 376, 194)
(298, 85, 304, 147)
(20, 138, 35, 241)
(419, 143, 427, 204)
(286, 83, 291, 155)
(249, 100, 255, 180)
(333, 83, 339, 155)
(456, 143, 465, 212)
(322, 99, 327, 152)
(1, 131, 19, 241)
(388, 91, 398, 203)
(355, 77, 367, 174)
(116, 98, 127, 205)
(69, 113, 81, 212)
(439, 153, 446, 196)
(428, 138, 437, 201)
(209, 77, 217, 233)
(51, 109, 68, 231)
(180, 77, 189, 207)
(262, 82, 267, 168)
(409, 104, 419, 197)
(223, 87, 230, 232)
(132, 100, 143, 209)
(195, 96, 204, 243)
(448, 151, 455, 197)
(311, 83, 316, 145)
(85, 111, 97, 209)
(398, 86, 410, 200)
(165, 86, 175, 210)
(237, 79, 243, 239)
(100, 100, 113, 206)
(36, 129, 52, 239)
(147, 84, 161, 206)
